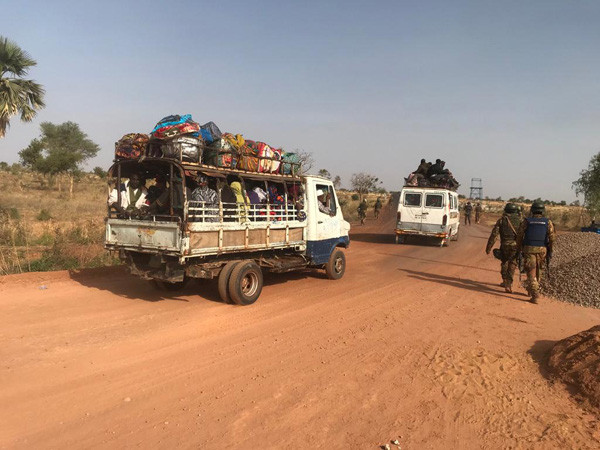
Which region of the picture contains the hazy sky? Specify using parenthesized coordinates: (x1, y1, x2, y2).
(1, 0, 599, 201)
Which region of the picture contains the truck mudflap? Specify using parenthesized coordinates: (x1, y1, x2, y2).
(307, 235, 350, 265)
(106, 219, 181, 252)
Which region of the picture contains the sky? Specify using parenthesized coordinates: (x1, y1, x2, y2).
(1, 0, 599, 201)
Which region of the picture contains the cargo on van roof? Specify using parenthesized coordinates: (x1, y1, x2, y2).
(404, 159, 460, 191)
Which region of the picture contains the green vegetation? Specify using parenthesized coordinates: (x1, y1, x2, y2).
(0, 36, 45, 138)
(573, 151, 600, 219)
(36, 208, 52, 221)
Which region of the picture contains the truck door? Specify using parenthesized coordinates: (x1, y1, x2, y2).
(307, 182, 349, 264)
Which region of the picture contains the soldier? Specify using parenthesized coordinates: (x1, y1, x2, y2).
(374, 197, 382, 219)
(485, 203, 523, 293)
(463, 201, 473, 225)
(357, 199, 367, 225)
(516, 201, 556, 304)
(475, 202, 483, 223)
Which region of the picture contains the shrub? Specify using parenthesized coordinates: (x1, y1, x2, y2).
(37, 209, 52, 221)
(351, 193, 359, 201)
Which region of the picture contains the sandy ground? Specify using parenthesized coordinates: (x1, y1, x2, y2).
(1, 203, 599, 449)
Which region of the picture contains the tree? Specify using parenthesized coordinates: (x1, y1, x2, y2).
(350, 172, 382, 200)
(0, 36, 45, 138)
(333, 175, 341, 190)
(318, 169, 331, 179)
(19, 121, 99, 196)
(296, 150, 314, 175)
(573, 152, 600, 218)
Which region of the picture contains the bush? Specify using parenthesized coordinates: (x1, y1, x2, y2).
(36, 209, 52, 221)
(351, 193, 359, 201)
(92, 166, 107, 178)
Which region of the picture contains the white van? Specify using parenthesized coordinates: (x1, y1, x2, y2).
(395, 187, 460, 246)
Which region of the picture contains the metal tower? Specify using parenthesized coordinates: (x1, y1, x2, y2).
(469, 178, 483, 200)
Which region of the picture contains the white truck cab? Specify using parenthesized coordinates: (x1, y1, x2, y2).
(395, 187, 460, 246)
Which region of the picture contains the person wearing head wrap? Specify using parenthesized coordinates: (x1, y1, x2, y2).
(191, 174, 219, 222)
(230, 181, 249, 221)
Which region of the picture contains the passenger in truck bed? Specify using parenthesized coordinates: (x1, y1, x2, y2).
(108, 172, 148, 217)
(146, 174, 167, 205)
(190, 174, 219, 222)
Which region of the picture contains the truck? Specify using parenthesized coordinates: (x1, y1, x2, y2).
(395, 186, 460, 246)
(104, 157, 350, 305)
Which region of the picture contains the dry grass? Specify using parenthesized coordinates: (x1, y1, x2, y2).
(0, 171, 115, 275)
(337, 191, 390, 222)
(474, 200, 590, 230)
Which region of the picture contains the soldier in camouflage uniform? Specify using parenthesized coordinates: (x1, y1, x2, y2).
(486, 203, 523, 293)
(516, 201, 556, 303)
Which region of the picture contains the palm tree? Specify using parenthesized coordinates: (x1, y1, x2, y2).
(0, 36, 45, 138)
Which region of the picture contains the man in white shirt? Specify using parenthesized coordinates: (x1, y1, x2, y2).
(108, 172, 148, 217)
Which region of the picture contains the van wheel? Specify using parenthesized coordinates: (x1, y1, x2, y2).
(325, 248, 346, 280)
(451, 227, 459, 241)
(218, 261, 238, 303)
(228, 261, 263, 306)
(150, 278, 188, 291)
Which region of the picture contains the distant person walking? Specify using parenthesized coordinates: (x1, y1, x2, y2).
(486, 203, 523, 293)
(464, 201, 473, 226)
(475, 202, 483, 223)
(357, 199, 367, 225)
(374, 197, 382, 219)
(516, 201, 556, 304)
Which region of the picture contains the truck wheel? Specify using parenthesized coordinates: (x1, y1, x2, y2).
(228, 260, 263, 306)
(325, 248, 346, 280)
(218, 261, 238, 303)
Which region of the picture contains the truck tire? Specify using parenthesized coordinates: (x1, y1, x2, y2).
(228, 260, 263, 306)
(218, 261, 238, 303)
(325, 248, 346, 280)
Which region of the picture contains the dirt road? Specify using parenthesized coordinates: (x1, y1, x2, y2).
(2, 205, 599, 449)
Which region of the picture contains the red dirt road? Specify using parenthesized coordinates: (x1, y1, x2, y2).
(1, 207, 600, 449)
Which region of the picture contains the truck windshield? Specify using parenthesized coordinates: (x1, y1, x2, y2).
(404, 193, 422, 207)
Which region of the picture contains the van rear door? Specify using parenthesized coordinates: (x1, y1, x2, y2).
(399, 190, 424, 231)
(421, 191, 446, 233)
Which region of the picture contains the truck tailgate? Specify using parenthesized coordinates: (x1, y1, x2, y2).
(106, 219, 181, 251)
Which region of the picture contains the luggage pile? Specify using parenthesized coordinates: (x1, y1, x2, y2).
(114, 114, 301, 175)
(404, 158, 459, 190)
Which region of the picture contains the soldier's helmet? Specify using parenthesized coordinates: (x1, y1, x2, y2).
(504, 202, 518, 214)
(530, 201, 545, 215)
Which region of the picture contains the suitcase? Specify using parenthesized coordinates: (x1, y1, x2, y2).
(160, 136, 203, 163)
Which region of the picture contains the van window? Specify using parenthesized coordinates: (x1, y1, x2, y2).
(425, 194, 443, 208)
(404, 193, 422, 207)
